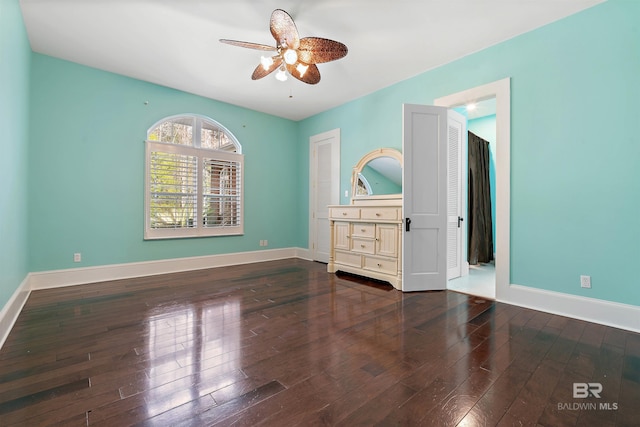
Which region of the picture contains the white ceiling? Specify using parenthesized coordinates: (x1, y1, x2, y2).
(20, 0, 604, 121)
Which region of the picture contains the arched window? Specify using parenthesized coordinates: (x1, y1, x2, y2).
(144, 114, 243, 239)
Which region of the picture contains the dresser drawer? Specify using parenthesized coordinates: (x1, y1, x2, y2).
(331, 207, 360, 220)
(363, 256, 398, 275)
(351, 223, 375, 238)
(335, 250, 362, 268)
(360, 207, 399, 221)
(351, 238, 375, 254)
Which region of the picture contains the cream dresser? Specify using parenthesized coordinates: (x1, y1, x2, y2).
(327, 202, 402, 289)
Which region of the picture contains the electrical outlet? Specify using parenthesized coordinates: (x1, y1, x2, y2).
(344, 190, 348, 197)
(263, 240, 268, 247)
(580, 275, 591, 289)
(74, 253, 82, 263)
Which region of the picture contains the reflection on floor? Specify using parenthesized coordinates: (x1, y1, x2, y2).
(448, 261, 496, 300)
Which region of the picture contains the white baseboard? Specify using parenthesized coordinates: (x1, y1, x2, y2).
(1, 248, 315, 349)
(29, 247, 302, 290)
(293, 247, 313, 261)
(0, 275, 30, 349)
(3, 250, 639, 351)
(501, 284, 640, 333)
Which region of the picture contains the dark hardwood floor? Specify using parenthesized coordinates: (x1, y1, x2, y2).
(0, 259, 638, 426)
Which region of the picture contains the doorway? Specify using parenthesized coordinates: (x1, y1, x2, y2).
(450, 99, 496, 299)
(435, 78, 511, 301)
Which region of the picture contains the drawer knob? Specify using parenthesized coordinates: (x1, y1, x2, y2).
(361, 228, 366, 232)
(360, 244, 365, 248)
(375, 213, 381, 217)
(377, 263, 382, 267)
(342, 212, 347, 216)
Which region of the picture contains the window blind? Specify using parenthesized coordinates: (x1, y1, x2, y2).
(149, 152, 198, 229)
(203, 159, 242, 228)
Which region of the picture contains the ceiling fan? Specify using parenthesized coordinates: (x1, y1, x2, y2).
(220, 9, 348, 85)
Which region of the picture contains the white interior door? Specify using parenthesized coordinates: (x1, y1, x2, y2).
(447, 110, 466, 280)
(309, 129, 340, 262)
(402, 104, 448, 291)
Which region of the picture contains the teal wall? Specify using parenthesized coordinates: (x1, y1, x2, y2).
(2, 0, 638, 313)
(0, 0, 31, 309)
(299, 0, 640, 306)
(468, 114, 497, 249)
(28, 55, 301, 271)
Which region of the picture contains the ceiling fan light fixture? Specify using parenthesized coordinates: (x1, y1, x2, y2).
(275, 67, 288, 81)
(221, 9, 347, 85)
(296, 63, 308, 77)
(260, 55, 274, 70)
(283, 48, 298, 65)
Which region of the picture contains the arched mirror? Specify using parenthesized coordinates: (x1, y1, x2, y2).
(351, 148, 403, 202)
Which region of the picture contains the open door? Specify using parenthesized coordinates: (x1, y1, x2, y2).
(447, 110, 466, 280)
(402, 104, 456, 291)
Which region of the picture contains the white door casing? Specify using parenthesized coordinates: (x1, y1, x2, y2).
(435, 78, 510, 300)
(402, 104, 449, 291)
(309, 129, 340, 262)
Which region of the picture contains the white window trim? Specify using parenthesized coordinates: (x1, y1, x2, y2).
(144, 115, 244, 240)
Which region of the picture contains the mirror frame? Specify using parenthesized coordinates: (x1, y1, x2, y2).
(351, 148, 403, 203)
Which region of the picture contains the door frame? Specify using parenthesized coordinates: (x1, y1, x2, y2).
(434, 78, 510, 301)
(308, 129, 340, 262)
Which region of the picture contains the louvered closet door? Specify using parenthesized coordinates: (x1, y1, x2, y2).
(447, 110, 465, 280)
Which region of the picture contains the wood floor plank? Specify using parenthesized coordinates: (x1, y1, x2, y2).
(0, 259, 637, 426)
(457, 363, 531, 426)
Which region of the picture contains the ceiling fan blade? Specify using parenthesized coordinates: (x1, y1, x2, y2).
(251, 56, 283, 80)
(298, 37, 348, 64)
(220, 39, 276, 51)
(286, 62, 321, 85)
(270, 9, 300, 49)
